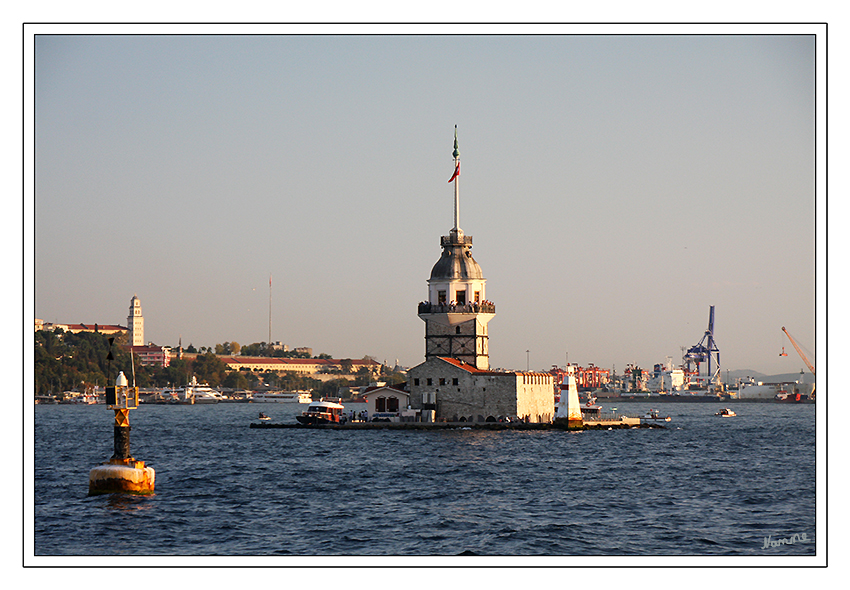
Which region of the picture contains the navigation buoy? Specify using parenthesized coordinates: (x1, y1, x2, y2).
(88, 371, 155, 495)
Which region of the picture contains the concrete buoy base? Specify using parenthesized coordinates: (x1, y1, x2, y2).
(88, 458, 155, 495)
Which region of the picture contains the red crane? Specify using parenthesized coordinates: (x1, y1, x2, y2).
(782, 326, 815, 376)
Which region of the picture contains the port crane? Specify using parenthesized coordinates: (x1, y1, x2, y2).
(781, 326, 815, 376)
(683, 305, 721, 389)
(781, 326, 815, 400)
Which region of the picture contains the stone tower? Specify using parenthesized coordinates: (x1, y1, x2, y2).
(127, 295, 144, 346)
(417, 128, 495, 370)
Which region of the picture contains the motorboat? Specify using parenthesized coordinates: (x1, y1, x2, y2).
(580, 395, 603, 418)
(640, 409, 672, 423)
(715, 408, 736, 417)
(296, 398, 346, 425)
(251, 391, 313, 403)
(258, 412, 271, 421)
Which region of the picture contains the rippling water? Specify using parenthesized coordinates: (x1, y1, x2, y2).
(33, 401, 816, 557)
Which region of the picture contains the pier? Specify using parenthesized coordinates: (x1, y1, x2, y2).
(249, 417, 653, 431)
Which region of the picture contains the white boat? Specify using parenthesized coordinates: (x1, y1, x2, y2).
(251, 391, 313, 403)
(580, 395, 603, 418)
(180, 376, 223, 404)
(715, 408, 736, 417)
(192, 390, 223, 404)
(641, 409, 672, 423)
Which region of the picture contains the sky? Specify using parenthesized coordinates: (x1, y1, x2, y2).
(30, 26, 822, 377)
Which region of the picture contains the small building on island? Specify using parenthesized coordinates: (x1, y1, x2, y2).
(360, 384, 412, 422)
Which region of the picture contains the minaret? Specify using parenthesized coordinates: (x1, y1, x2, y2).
(417, 128, 495, 370)
(127, 295, 144, 346)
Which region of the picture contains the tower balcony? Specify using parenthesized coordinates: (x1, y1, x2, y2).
(418, 301, 495, 315)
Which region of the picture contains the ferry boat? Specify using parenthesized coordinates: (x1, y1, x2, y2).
(251, 391, 313, 403)
(296, 398, 346, 425)
(715, 408, 736, 417)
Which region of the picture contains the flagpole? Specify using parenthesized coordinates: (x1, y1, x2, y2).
(452, 126, 460, 231)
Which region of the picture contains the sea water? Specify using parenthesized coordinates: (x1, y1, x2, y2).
(32, 401, 816, 557)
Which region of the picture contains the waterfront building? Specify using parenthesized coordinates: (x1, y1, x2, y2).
(407, 129, 554, 423)
(127, 295, 144, 346)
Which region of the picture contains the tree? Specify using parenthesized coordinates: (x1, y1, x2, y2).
(354, 366, 373, 386)
(222, 370, 249, 390)
(34, 330, 134, 396)
(190, 352, 229, 387)
(230, 341, 240, 355)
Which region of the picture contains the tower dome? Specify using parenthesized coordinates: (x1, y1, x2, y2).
(429, 232, 483, 280)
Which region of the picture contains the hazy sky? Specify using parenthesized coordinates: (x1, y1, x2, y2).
(32, 28, 820, 375)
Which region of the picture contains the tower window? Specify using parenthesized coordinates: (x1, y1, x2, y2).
(453, 378, 459, 385)
(427, 378, 433, 386)
(414, 378, 420, 386)
(438, 291, 446, 305)
(456, 290, 466, 304)
(456, 326, 461, 334)
(474, 291, 480, 303)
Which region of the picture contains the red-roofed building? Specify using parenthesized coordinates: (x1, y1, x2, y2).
(37, 321, 128, 336)
(128, 345, 171, 368)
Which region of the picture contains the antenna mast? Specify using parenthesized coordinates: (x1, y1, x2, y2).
(269, 274, 272, 345)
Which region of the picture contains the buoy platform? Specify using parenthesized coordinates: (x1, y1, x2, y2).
(88, 369, 155, 495)
(89, 458, 156, 495)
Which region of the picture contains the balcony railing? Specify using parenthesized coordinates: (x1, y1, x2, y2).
(441, 234, 473, 247)
(418, 301, 495, 315)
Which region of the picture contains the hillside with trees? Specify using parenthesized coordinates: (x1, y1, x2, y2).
(34, 330, 405, 399)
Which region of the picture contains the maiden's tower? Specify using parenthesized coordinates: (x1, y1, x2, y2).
(409, 129, 553, 423)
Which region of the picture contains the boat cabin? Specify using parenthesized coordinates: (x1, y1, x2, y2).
(297, 399, 346, 425)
